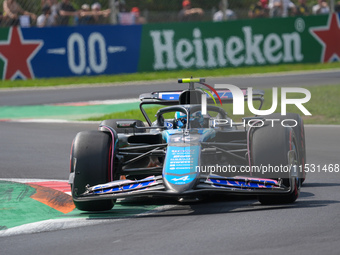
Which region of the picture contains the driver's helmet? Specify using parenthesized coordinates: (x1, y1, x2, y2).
(174, 111, 187, 128)
(174, 111, 204, 128)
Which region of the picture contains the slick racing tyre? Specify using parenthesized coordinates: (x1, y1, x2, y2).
(251, 124, 300, 205)
(99, 119, 146, 133)
(266, 113, 306, 183)
(70, 131, 115, 211)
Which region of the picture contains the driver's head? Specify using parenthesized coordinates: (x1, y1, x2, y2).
(174, 111, 205, 129)
(175, 111, 187, 128)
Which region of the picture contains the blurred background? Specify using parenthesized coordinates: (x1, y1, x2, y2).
(0, 0, 339, 27)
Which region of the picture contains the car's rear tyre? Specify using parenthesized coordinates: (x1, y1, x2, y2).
(71, 131, 115, 211)
(251, 124, 300, 205)
(266, 113, 306, 183)
(99, 119, 146, 133)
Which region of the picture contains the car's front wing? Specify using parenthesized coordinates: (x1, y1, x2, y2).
(71, 174, 297, 202)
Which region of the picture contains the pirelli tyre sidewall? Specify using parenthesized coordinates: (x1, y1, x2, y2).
(71, 130, 115, 211)
(266, 113, 306, 182)
(99, 119, 146, 133)
(251, 124, 300, 204)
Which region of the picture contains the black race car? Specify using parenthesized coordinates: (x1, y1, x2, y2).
(69, 78, 306, 211)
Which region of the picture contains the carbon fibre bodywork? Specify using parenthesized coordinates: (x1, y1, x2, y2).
(69, 78, 302, 208)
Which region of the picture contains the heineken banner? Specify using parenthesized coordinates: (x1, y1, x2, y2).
(0, 25, 142, 80)
(0, 14, 339, 80)
(139, 14, 340, 72)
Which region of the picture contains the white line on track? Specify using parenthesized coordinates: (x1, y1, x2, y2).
(0, 218, 123, 237)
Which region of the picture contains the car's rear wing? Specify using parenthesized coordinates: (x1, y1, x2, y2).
(139, 88, 264, 126)
(139, 88, 264, 104)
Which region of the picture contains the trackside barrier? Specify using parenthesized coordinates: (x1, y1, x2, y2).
(0, 14, 338, 80)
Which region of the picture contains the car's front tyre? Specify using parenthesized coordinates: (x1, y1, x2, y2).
(251, 124, 300, 205)
(70, 131, 115, 211)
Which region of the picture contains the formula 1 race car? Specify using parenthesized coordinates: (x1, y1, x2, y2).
(69, 78, 306, 211)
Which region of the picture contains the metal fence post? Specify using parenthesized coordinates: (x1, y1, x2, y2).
(330, 0, 335, 13)
(109, 0, 117, 25)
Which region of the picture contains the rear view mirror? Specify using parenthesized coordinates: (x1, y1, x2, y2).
(116, 121, 137, 128)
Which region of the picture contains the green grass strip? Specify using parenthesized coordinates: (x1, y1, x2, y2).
(1, 62, 340, 89)
(86, 84, 340, 125)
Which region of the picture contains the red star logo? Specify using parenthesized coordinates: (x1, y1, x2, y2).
(310, 13, 340, 63)
(0, 27, 43, 80)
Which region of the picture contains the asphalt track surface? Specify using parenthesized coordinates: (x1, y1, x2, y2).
(0, 69, 339, 106)
(0, 71, 340, 254)
(0, 122, 339, 255)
